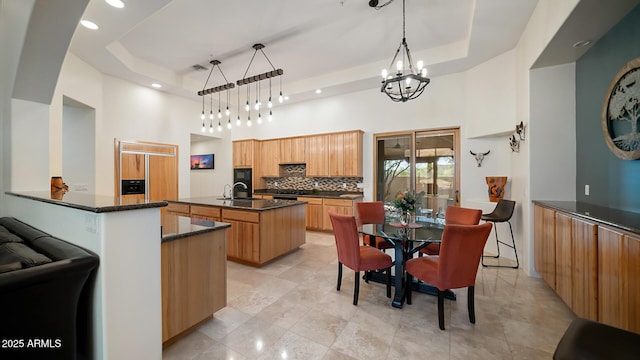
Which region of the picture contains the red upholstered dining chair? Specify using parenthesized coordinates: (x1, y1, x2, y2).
(406, 222, 493, 330)
(329, 211, 392, 305)
(420, 206, 482, 256)
(356, 201, 393, 252)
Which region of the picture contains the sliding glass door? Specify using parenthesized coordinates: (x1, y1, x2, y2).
(375, 128, 459, 219)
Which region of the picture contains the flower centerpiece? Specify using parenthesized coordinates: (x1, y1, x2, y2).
(394, 190, 417, 225)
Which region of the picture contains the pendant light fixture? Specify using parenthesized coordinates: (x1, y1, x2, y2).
(380, 0, 430, 102)
(197, 60, 234, 132)
(196, 44, 284, 131)
(237, 43, 284, 125)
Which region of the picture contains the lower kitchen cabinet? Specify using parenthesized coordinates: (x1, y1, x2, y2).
(223, 209, 261, 264)
(322, 198, 355, 231)
(190, 205, 221, 221)
(534, 203, 640, 334)
(298, 197, 323, 230)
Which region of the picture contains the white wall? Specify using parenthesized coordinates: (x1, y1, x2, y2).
(190, 138, 232, 197)
(10, 99, 50, 191)
(62, 103, 95, 192)
(50, 53, 227, 198)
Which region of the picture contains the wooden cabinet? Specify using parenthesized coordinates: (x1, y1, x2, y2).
(116, 140, 178, 201)
(253, 194, 274, 199)
(571, 218, 598, 320)
(232, 139, 265, 191)
(322, 198, 355, 231)
(161, 229, 226, 345)
(305, 134, 329, 177)
(555, 212, 573, 307)
(534, 205, 556, 289)
(533, 203, 640, 334)
(280, 137, 306, 164)
(598, 226, 625, 329)
(166, 202, 190, 216)
(232, 140, 255, 168)
(597, 228, 640, 333)
(298, 197, 324, 230)
(190, 205, 221, 221)
(223, 209, 260, 263)
(627, 233, 640, 333)
(328, 131, 363, 177)
(260, 139, 281, 177)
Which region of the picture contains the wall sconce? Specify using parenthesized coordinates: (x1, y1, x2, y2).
(509, 135, 520, 152)
(515, 121, 526, 141)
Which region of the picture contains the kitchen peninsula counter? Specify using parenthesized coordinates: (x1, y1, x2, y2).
(166, 198, 306, 266)
(160, 214, 229, 346)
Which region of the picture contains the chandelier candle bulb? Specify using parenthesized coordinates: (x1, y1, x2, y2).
(396, 60, 403, 72)
(236, 116, 241, 126)
(417, 60, 424, 70)
(382, 69, 388, 79)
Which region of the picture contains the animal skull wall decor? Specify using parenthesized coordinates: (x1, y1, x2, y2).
(470, 150, 490, 167)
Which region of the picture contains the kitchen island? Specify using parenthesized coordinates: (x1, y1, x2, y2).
(166, 197, 306, 266)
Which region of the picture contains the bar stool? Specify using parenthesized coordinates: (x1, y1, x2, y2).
(481, 199, 518, 269)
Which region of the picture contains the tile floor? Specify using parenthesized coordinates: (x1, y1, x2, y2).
(162, 231, 575, 360)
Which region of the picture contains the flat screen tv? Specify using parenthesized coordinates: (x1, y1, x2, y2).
(190, 154, 214, 170)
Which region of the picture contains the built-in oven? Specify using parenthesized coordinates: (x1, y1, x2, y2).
(232, 168, 252, 198)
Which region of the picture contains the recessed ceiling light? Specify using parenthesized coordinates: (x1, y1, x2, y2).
(80, 20, 99, 30)
(573, 40, 591, 47)
(151, 83, 162, 88)
(315, 89, 322, 94)
(106, 0, 125, 8)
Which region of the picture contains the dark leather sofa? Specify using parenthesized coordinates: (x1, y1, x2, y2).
(0, 217, 99, 360)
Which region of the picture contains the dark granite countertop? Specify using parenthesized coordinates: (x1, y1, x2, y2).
(161, 213, 231, 242)
(6, 191, 167, 213)
(169, 196, 307, 210)
(253, 189, 364, 200)
(533, 200, 640, 234)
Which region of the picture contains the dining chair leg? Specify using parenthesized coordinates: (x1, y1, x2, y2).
(337, 262, 343, 291)
(406, 273, 413, 305)
(386, 267, 391, 298)
(353, 271, 360, 305)
(438, 290, 445, 330)
(468, 286, 475, 324)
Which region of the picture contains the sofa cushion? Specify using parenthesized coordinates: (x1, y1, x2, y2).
(0, 226, 23, 245)
(0, 242, 52, 268)
(0, 217, 49, 242)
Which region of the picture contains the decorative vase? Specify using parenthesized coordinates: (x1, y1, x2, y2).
(399, 210, 412, 225)
(486, 176, 507, 202)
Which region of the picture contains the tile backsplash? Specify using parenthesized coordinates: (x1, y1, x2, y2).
(264, 164, 363, 192)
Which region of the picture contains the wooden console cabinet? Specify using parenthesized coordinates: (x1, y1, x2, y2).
(534, 203, 640, 333)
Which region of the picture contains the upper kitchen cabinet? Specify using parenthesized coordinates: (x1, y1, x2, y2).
(305, 134, 329, 177)
(280, 137, 305, 164)
(260, 139, 281, 177)
(233, 140, 257, 168)
(329, 131, 363, 177)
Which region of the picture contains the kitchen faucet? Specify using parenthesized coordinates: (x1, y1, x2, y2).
(222, 184, 232, 199)
(230, 182, 248, 200)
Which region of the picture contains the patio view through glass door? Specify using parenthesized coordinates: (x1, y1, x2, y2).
(374, 128, 460, 221)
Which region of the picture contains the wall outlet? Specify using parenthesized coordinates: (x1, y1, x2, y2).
(342, 183, 347, 189)
(74, 183, 88, 191)
(356, 183, 365, 189)
(585, 184, 590, 196)
(314, 181, 318, 187)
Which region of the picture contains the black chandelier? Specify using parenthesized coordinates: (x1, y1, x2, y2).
(380, 0, 430, 102)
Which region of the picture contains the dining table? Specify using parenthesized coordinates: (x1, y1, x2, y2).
(360, 216, 456, 308)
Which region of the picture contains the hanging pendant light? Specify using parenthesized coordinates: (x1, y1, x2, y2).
(236, 86, 242, 127)
(379, 0, 430, 102)
(197, 60, 235, 130)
